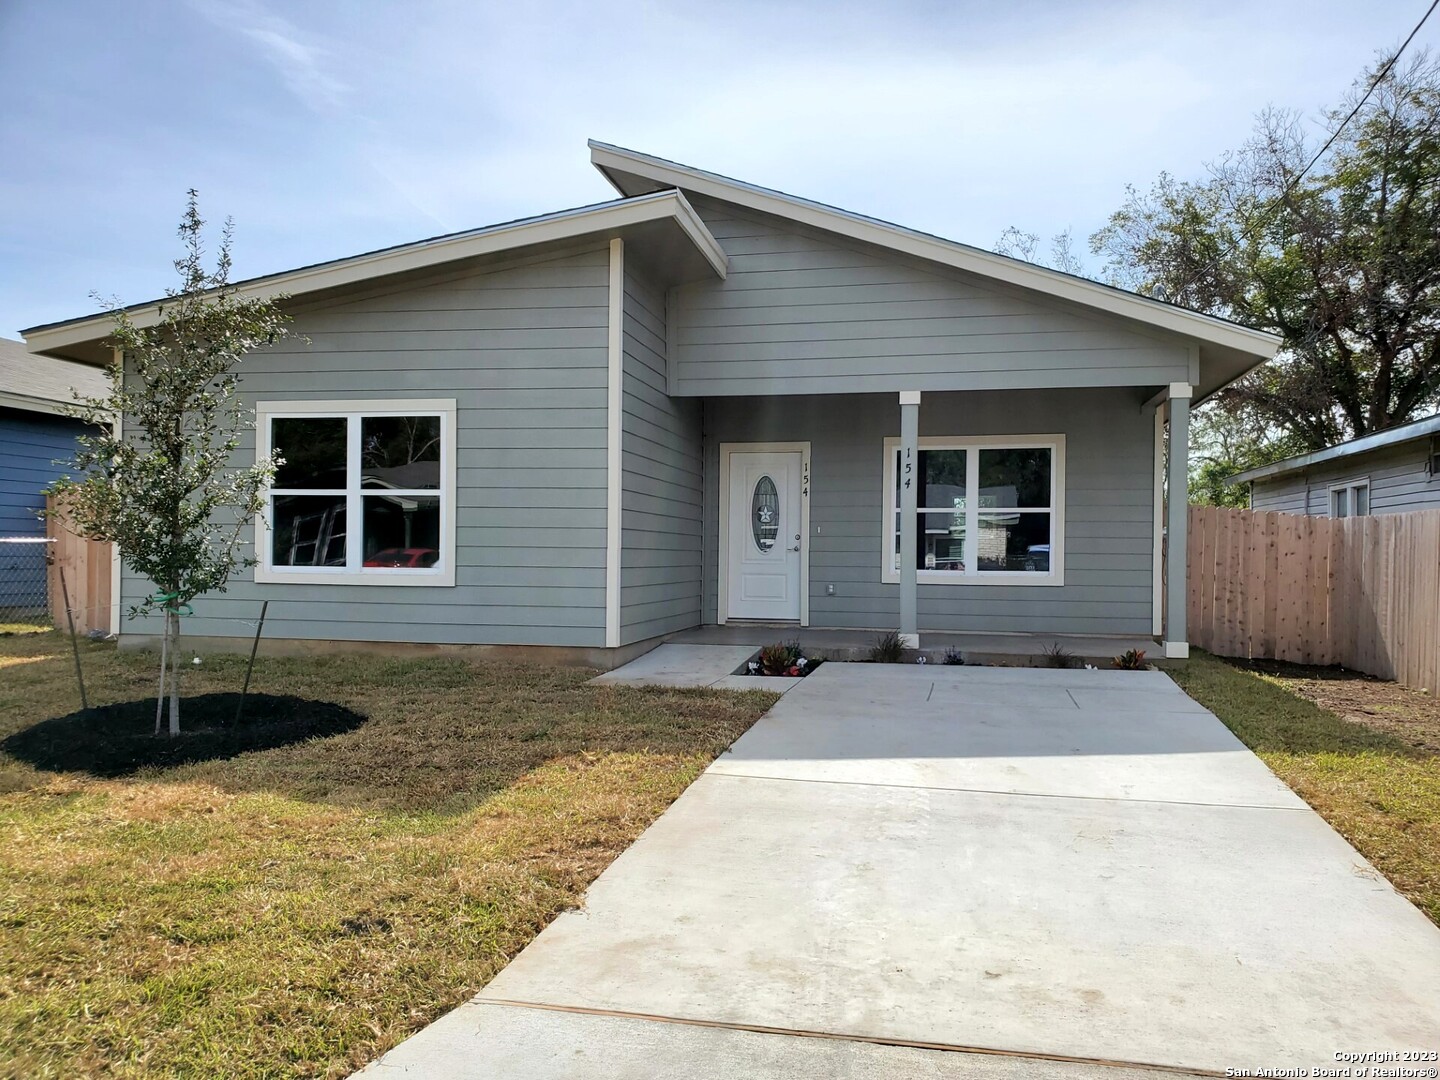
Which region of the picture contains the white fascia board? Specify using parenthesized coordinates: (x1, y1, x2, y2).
(24, 190, 726, 355)
(0, 389, 111, 419)
(0, 390, 77, 416)
(589, 141, 1282, 361)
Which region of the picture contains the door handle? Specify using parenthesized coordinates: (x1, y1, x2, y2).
(789, 545, 801, 552)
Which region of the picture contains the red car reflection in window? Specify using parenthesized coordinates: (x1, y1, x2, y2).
(363, 547, 439, 569)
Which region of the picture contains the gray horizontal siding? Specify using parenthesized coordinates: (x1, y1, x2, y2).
(1250, 441, 1440, 517)
(703, 388, 1156, 636)
(619, 266, 703, 644)
(670, 198, 1193, 397)
(119, 245, 612, 648)
(1248, 474, 1309, 514)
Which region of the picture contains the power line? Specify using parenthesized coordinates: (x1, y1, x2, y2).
(1175, 0, 1440, 297)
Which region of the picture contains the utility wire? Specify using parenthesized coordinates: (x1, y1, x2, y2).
(1175, 0, 1440, 296)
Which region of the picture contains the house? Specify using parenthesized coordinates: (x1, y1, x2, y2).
(1230, 412, 1440, 518)
(0, 336, 107, 621)
(20, 143, 1280, 663)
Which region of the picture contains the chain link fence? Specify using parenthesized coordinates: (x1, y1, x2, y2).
(0, 537, 55, 627)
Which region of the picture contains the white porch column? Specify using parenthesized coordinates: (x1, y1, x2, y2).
(1164, 383, 1192, 659)
(898, 390, 921, 648)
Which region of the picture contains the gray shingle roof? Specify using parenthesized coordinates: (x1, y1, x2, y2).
(0, 336, 108, 413)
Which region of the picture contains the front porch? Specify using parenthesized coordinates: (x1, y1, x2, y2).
(695, 385, 1190, 657)
(665, 623, 1161, 667)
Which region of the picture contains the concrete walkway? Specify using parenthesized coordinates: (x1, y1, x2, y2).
(359, 663, 1440, 1078)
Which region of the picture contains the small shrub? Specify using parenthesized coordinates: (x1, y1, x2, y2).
(942, 646, 965, 666)
(1113, 648, 1148, 670)
(870, 630, 907, 664)
(758, 640, 803, 675)
(1042, 642, 1082, 669)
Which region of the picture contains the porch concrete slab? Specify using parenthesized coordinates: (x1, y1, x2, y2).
(589, 643, 755, 688)
(479, 771, 1440, 1072)
(709, 668, 1304, 808)
(808, 663, 1184, 691)
(356, 1000, 1194, 1079)
(666, 624, 1158, 660)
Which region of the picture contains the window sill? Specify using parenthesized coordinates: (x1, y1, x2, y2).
(881, 572, 1065, 587)
(253, 567, 456, 587)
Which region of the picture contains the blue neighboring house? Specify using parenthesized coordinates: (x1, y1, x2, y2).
(0, 335, 107, 619)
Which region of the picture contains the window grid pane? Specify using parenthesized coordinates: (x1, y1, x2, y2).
(272, 416, 347, 489)
(977, 448, 1051, 509)
(976, 511, 1052, 573)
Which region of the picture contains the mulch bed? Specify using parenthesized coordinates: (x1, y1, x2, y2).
(1, 693, 367, 777)
(1235, 659, 1440, 756)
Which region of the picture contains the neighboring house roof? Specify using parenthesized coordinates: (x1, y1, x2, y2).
(588, 141, 1281, 401)
(1228, 412, 1440, 486)
(0, 335, 107, 417)
(22, 190, 727, 365)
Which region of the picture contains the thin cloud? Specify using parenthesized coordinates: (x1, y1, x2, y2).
(191, 0, 348, 113)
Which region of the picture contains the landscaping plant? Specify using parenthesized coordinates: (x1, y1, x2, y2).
(942, 647, 965, 666)
(870, 630, 907, 664)
(1113, 648, 1148, 670)
(758, 640, 805, 676)
(751, 640, 822, 677)
(47, 193, 291, 735)
(1042, 642, 1082, 669)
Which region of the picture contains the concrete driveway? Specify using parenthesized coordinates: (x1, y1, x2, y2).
(359, 663, 1440, 1078)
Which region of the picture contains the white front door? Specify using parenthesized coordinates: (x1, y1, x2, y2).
(727, 450, 803, 621)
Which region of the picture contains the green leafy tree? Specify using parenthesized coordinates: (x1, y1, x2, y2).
(1092, 51, 1440, 452)
(1186, 408, 1308, 506)
(48, 193, 291, 734)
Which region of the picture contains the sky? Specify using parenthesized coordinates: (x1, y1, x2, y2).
(1, 0, 1436, 337)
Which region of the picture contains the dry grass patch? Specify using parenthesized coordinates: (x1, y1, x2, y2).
(1169, 651, 1439, 928)
(0, 632, 777, 1078)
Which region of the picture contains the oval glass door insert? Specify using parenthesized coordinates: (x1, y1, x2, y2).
(752, 476, 779, 552)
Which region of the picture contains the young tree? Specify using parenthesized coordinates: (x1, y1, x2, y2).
(1092, 51, 1440, 451)
(49, 192, 291, 734)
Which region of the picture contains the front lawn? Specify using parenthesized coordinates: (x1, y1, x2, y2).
(1170, 651, 1439, 927)
(0, 632, 777, 1078)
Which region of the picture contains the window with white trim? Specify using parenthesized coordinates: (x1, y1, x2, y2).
(255, 400, 456, 586)
(1329, 479, 1369, 518)
(882, 435, 1064, 585)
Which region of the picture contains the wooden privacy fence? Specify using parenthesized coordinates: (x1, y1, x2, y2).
(45, 495, 114, 635)
(1188, 505, 1440, 691)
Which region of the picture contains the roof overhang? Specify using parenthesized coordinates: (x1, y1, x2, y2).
(1227, 412, 1440, 485)
(23, 189, 727, 365)
(590, 141, 1282, 401)
(0, 389, 81, 417)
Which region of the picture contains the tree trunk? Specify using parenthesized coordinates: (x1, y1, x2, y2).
(154, 618, 169, 736)
(168, 609, 182, 736)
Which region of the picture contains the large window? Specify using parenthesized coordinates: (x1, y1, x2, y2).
(882, 435, 1064, 585)
(255, 399, 456, 586)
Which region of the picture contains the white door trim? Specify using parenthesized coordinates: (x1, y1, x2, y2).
(718, 442, 810, 626)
